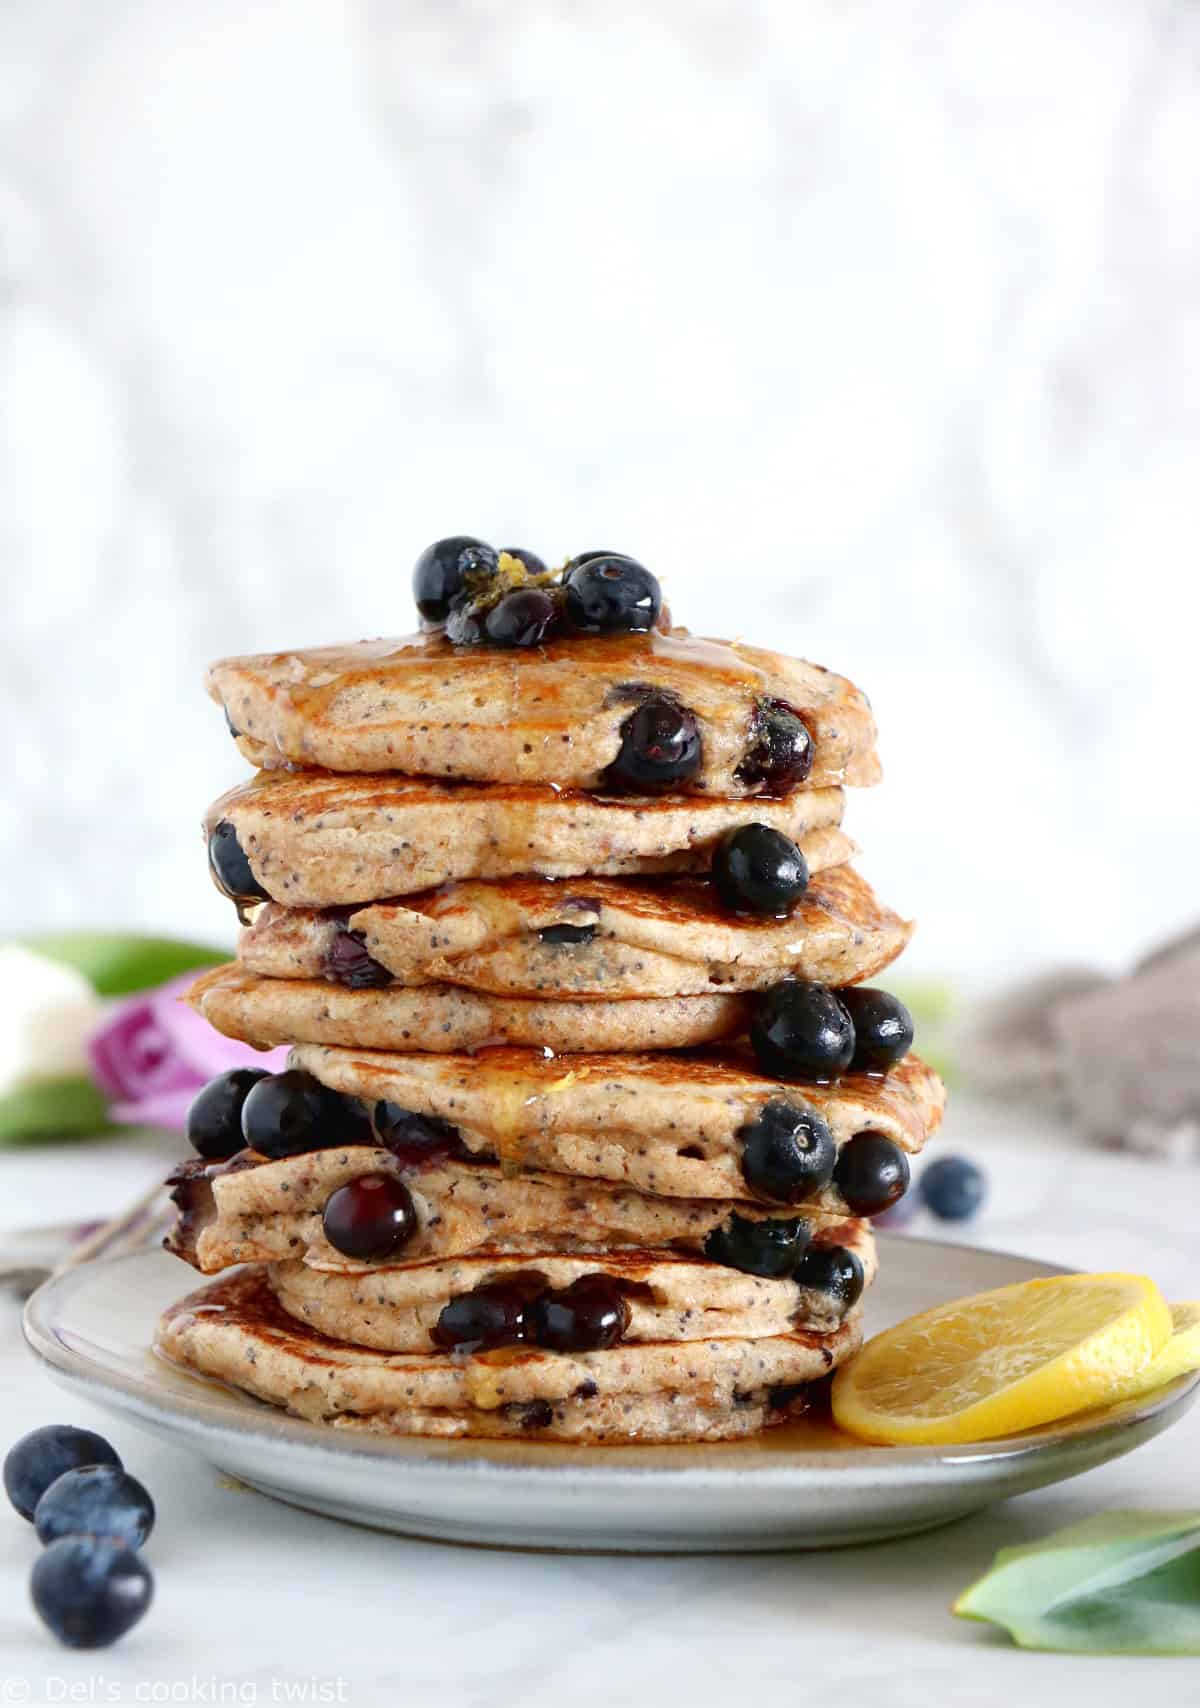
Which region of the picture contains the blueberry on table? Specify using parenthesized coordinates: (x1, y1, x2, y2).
(413, 536, 498, 624)
(563, 554, 662, 633)
(526, 1277, 630, 1351)
(704, 1213, 811, 1278)
(602, 695, 702, 792)
(794, 1244, 865, 1312)
(186, 1068, 270, 1160)
(322, 1175, 418, 1261)
(737, 1098, 836, 1204)
(712, 823, 809, 917)
(4, 1426, 121, 1523)
(207, 821, 270, 904)
(31, 1536, 153, 1650)
(750, 981, 855, 1080)
(833, 1131, 911, 1216)
(919, 1156, 987, 1222)
(240, 1069, 373, 1159)
(484, 587, 560, 648)
(34, 1464, 155, 1549)
(736, 698, 814, 792)
(837, 987, 914, 1074)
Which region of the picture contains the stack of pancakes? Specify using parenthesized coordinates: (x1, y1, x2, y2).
(157, 590, 944, 1443)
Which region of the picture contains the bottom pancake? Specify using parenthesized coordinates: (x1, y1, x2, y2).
(156, 1268, 862, 1444)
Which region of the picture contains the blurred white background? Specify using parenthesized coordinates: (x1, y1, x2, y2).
(2, 0, 1196, 984)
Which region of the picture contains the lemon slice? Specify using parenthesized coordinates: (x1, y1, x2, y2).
(1108, 1302, 1200, 1403)
(832, 1273, 1172, 1446)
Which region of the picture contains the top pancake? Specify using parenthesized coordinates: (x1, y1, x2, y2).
(207, 627, 880, 796)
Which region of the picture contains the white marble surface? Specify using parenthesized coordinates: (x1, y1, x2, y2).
(2, 1106, 1198, 1703)
(2, 0, 1198, 985)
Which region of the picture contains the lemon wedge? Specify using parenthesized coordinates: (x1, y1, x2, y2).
(1106, 1301, 1200, 1403)
(832, 1273, 1172, 1446)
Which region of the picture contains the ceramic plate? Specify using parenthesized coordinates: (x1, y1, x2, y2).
(23, 1237, 1198, 1552)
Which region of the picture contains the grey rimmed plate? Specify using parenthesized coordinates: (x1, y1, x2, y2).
(23, 1236, 1198, 1553)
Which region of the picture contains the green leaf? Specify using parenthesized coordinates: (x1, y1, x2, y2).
(955, 1511, 1200, 1654)
(19, 931, 228, 997)
(0, 1077, 116, 1146)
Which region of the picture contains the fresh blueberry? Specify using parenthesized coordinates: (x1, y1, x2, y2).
(525, 1277, 630, 1351)
(484, 587, 560, 648)
(373, 1103, 466, 1165)
(563, 554, 662, 634)
(445, 600, 486, 645)
(538, 922, 596, 945)
(31, 1536, 153, 1650)
(703, 1213, 811, 1278)
(413, 536, 497, 624)
(322, 1175, 418, 1261)
(240, 1069, 373, 1160)
(919, 1156, 987, 1222)
(750, 981, 855, 1081)
(712, 823, 809, 917)
(432, 1274, 547, 1353)
(4, 1427, 121, 1524)
(738, 1098, 836, 1204)
(207, 821, 270, 904)
(498, 547, 547, 577)
(736, 698, 814, 792)
(324, 926, 393, 989)
(794, 1244, 865, 1312)
(564, 550, 620, 568)
(186, 1068, 270, 1161)
(602, 694, 702, 792)
(833, 1132, 911, 1216)
(34, 1464, 155, 1549)
(837, 987, 914, 1074)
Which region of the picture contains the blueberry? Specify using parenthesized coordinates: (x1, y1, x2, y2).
(750, 981, 855, 1081)
(432, 1274, 547, 1353)
(738, 1099, 836, 1204)
(794, 1244, 865, 1312)
(837, 987, 914, 1074)
(525, 1277, 630, 1351)
(240, 1069, 372, 1160)
(185, 1068, 270, 1161)
(208, 821, 270, 904)
(34, 1464, 155, 1549)
(445, 600, 486, 646)
(737, 698, 814, 792)
(413, 536, 497, 624)
(563, 554, 662, 634)
(484, 587, 560, 648)
(704, 1213, 811, 1278)
(4, 1426, 121, 1523)
(31, 1536, 153, 1650)
(712, 824, 809, 917)
(603, 694, 702, 792)
(324, 926, 393, 989)
(564, 550, 620, 568)
(322, 1174, 418, 1261)
(833, 1131, 911, 1216)
(919, 1156, 987, 1222)
(373, 1102, 466, 1165)
(498, 547, 547, 577)
(538, 922, 596, 946)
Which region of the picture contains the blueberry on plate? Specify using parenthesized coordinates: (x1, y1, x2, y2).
(919, 1156, 987, 1222)
(563, 554, 662, 634)
(34, 1464, 155, 1549)
(833, 1131, 910, 1217)
(4, 1426, 121, 1523)
(484, 587, 560, 648)
(736, 698, 814, 792)
(837, 986, 914, 1074)
(712, 823, 809, 917)
(207, 821, 270, 904)
(737, 1099, 836, 1204)
(31, 1536, 153, 1650)
(413, 536, 497, 625)
(185, 1067, 270, 1160)
(794, 1244, 865, 1312)
(602, 694, 702, 792)
(322, 1175, 418, 1262)
(703, 1212, 811, 1278)
(240, 1069, 373, 1160)
(750, 981, 855, 1081)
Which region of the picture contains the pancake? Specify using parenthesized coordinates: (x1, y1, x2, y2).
(289, 1043, 945, 1204)
(188, 964, 753, 1053)
(165, 1147, 867, 1276)
(205, 770, 853, 907)
(207, 627, 880, 796)
(266, 1227, 876, 1350)
(156, 1267, 862, 1442)
(237, 866, 912, 998)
